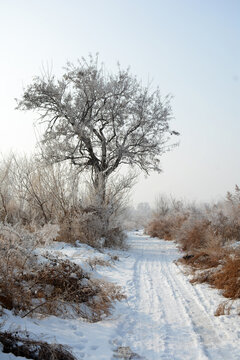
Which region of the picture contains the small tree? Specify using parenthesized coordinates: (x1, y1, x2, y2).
(17, 55, 179, 205)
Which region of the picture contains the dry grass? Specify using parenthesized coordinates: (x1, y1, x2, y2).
(147, 218, 174, 240)
(214, 300, 234, 316)
(178, 243, 225, 270)
(175, 217, 211, 251)
(57, 208, 101, 247)
(209, 254, 240, 299)
(0, 331, 76, 360)
(0, 257, 125, 321)
(146, 213, 187, 241)
(182, 249, 240, 300)
(87, 257, 112, 270)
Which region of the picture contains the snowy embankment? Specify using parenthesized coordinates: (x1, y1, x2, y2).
(1, 231, 240, 359)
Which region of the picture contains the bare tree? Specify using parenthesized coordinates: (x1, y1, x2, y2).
(11, 156, 81, 225)
(17, 55, 179, 203)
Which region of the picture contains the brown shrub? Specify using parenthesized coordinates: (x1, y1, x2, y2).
(179, 236, 226, 271)
(57, 207, 127, 249)
(0, 223, 125, 321)
(147, 213, 186, 240)
(56, 207, 100, 246)
(175, 216, 211, 252)
(209, 254, 240, 299)
(180, 251, 220, 271)
(0, 331, 76, 360)
(104, 227, 127, 249)
(147, 218, 174, 240)
(179, 247, 240, 314)
(1, 258, 125, 321)
(0, 223, 58, 312)
(210, 209, 240, 242)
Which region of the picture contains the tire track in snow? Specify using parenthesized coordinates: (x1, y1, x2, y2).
(173, 263, 240, 357)
(142, 256, 208, 360)
(116, 236, 206, 359)
(115, 233, 239, 359)
(160, 260, 225, 359)
(137, 258, 166, 357)
(154, 260, 208, 359)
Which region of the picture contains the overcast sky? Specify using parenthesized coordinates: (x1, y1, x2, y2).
(0, 0, 239, 205)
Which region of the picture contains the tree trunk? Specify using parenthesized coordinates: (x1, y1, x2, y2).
(93, 171, 107, 206)
(92, 171, 109, 246)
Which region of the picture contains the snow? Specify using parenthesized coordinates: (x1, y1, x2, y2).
(1, 231, 240, 359)
(36, 240, 112, 274)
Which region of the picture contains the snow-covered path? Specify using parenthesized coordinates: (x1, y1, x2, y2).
(2, 231, 240, 359)
(113, 232, 240, 360)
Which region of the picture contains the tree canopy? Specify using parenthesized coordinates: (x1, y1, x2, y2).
(17, 56, 179, 195)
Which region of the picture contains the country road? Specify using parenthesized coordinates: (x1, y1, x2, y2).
(113, 231, 240, 360)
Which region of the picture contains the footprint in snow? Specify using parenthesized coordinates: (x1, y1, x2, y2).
(78, 344, 85, 350)
(80, 337, 88, 343)
(75, 330, 84, 337)
(90, 345, 99, 350)
(70, 324, 77, 330)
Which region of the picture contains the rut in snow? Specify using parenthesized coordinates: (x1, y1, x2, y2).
(113, 232, 239, 360)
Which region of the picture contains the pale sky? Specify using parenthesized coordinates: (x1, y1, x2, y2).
(0, 0, 239, 205)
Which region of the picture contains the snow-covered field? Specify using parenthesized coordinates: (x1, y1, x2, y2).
(1, 231, 240, 359)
